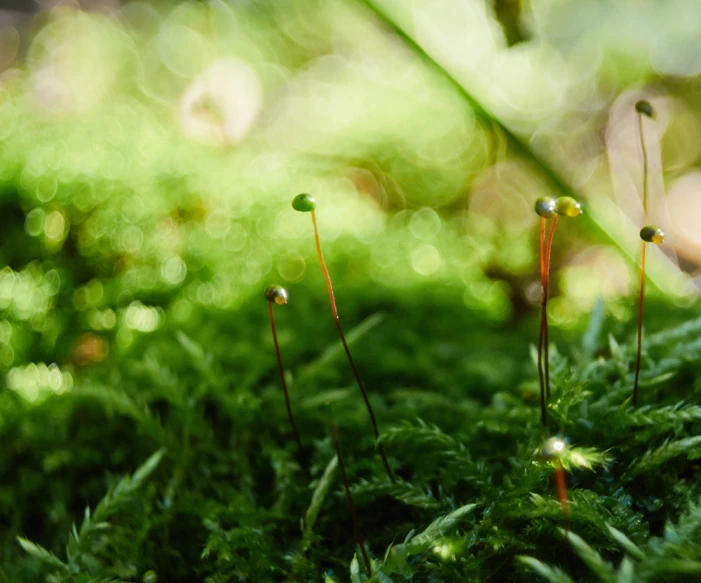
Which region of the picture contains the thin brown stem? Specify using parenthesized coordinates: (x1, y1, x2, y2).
(543, 215, 559, 400)
(537, 217, 547, 426)
(310, 211, 394, 482)
(555, 462, 569, 534)
(269, 302, 305, 462)
(633, 241, 647, 406)
(331, 420, 372, 577)
(634, 111, 649, 408)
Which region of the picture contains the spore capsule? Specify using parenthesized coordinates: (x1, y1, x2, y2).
(265, 284, 289, 305)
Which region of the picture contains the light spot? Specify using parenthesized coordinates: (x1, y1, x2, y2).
(552, 439, 565, 453)
(411, 244, 441, 276)
(409, 207, 442, 240)
(180, 57, 263, 146)
(432, 542, 456, 561)
(206, 209, 231, 238)
(88, 308, 116, 330)
(161, 256, 187, 285)
(7, 362, 73, 402)
(277, 253, 306, 282)
(44, 209, 67, 244)
(121, 225, 144, 254)
(125, 301, 162, 332)
(25, 208, 45, 237)
(223, 223, 247, 252)
(35, 175, 58, 203)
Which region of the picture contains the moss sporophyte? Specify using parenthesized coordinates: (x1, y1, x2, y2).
(535, 196, 556, 427)
(633, 225, 664, 406)
(265, 284, 305, 466)
(534, 195, 582, 427)
(292, 193, 394, 482)
(632, 99, 661, 407)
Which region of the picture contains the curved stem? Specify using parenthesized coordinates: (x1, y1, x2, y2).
(331, 420, 372, 577)
(310, 211, 394, 482)
(633, 241, 647, 406)
(543, 215, 559, 400)
(269, 302, 305, 462)
(537, 217, 546, 426)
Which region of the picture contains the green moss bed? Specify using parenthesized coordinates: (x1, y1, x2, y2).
(3, 280, 701, 582)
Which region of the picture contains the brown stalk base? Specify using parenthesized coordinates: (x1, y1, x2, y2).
(269, 302, 305, 467)
(331, 420, 372, 577)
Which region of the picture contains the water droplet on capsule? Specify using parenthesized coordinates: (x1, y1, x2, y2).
(555, 196, 583, 218)
(640, 225, 664, 244)
(265, 284, 289, 305)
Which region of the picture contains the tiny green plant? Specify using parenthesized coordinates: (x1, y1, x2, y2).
(331, 417, 372, 577)
(633, 226, 664, 406)
(632, 99, 658, 407)
(534, 196, 557, 427)
(292, 193, 394, 482)
(265, 284, 305, 463)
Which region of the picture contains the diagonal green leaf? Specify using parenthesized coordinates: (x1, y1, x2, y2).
(297, 312, 385, 382)
(405, 503, 477, 555)
(517, 556, 575, 583)
(561, 529, 616, 583)
(303, 454, 338, 550)
(17, 537, 69, 571)
(606, 524, 645, 561)
(616, 557, 636, 583)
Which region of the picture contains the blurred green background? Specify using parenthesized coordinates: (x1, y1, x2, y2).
(1, 0, 700, 399)
(2, 0, 701, 576)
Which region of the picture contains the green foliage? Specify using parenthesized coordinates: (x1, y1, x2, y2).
(517, 556, 575, 583)
(303, 454, 339, 549)
(3, 243, 701, 582)
(16, 449, 164, 582)
(520, 503, 701, 583)
(2, 3, 701, 583)
(3, 215, 701, 583)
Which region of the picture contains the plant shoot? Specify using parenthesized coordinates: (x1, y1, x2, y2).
(265, 284, 305, 463)
(292, 193, 394, 481)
